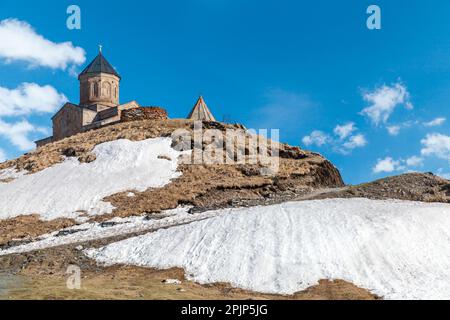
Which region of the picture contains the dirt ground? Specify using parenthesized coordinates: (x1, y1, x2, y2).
(0, 215, 75, 250)
(3, 269, 379, 300)
(1, 261, 379, 301)
(0, 226, 380, 301)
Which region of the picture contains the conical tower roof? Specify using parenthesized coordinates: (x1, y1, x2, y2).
(187, 96, 216, 121)
(79, 51, 120, 79)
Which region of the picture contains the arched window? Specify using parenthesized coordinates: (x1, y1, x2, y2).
(93, 82, 99, 97)
(102, 82, 111, 98)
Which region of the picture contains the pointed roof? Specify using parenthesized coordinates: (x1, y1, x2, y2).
(187, 96, 216, 121)
(79, 51, 120, 79)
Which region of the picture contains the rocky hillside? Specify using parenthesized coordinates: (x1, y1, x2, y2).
(311, 172, 450, 203)
(0, 119, 344, 244)
(1, 119, 450, 301)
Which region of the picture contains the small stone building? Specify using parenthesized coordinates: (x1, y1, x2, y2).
(36, 51, 164, 147)
(187, 96, 216, 121)
(36, 50, 216, 147)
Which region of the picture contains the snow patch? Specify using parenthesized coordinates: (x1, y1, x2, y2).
(86, 198, 450, 300)
(162, 279, 182, 285)
(0, 207, 225, 256)
(0, 168, 26, 182)
(0, 138, 186, 221)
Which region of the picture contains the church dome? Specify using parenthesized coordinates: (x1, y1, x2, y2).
(78, 51, 121, 79)
(78, 49, 121, 107)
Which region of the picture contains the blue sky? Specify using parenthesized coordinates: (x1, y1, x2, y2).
(0, 0, 449, 184)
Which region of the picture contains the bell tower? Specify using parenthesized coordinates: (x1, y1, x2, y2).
(78, 47, 121, 108)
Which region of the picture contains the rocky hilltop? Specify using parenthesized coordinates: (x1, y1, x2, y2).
(0, 119, 450, 245)
(0, 119, 343, 244)
(338, 172, 450, 203)
(306, 172, 450, 204)
(1, 119, 449, 246)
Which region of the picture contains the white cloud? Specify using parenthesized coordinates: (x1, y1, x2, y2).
(334, 122, 356, 140)
(372, 133, 450, 176)
(0, 83, 67, 116)
(423, 117, 446, 127)
(0, 82, 64, 152)
(373, 157, 401, 173)
(385, 120, 420, 136)
(373, 155, 423, 174)
(421, 133, 450, 161)
(303, 125, 367, 154)
(387, 125, 401, 136)
(0, 119, 48, 151)
(342, 134, 367, 150)
(302, 130, 330, 147)
(0, 19, 85, 70)
(406, 156, 423, 167)
(361, 82, 413, 125)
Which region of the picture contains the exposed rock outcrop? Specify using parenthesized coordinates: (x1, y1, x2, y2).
(339, 172, 450, 203)
(120, 107, 168, 122)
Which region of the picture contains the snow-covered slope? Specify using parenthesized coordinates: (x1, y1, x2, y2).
(86, 198, 450, 300)
(0, 168, 26, 181)
(0, 138, 185, 221)
(0, 207, 223, 256)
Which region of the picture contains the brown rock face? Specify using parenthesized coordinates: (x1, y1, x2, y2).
(120, 107, 168, 122)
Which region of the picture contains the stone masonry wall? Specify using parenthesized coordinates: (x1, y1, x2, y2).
(53, 105, 83, 141)
(120, 107, 168, 122)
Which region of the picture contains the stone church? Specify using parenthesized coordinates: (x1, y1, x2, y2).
(36, 50, 217, 147)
